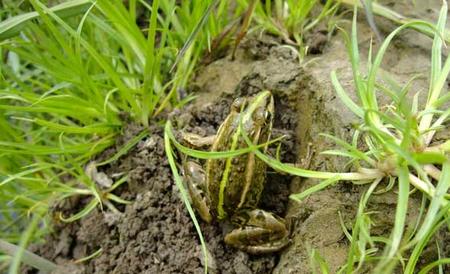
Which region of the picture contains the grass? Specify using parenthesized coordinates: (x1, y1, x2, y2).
(1, 0, 449, 273)
(275, 4, 449, 273)
(247, 0, 337, 55)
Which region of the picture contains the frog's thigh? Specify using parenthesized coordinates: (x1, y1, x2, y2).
(246, 209, 287, 232)
(224, 209, 289, 253)
(183, 161, 212, 223)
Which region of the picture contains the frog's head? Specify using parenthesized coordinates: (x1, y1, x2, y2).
(242, 90, 274, 130)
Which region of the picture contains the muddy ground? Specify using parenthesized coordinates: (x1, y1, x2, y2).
(27, 1, 450, 273)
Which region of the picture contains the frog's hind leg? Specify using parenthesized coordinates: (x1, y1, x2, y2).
(183, 161, 213, 223)
(225, 209, 289, 254)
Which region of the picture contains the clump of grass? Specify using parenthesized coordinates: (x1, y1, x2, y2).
(269, 4, 449, 273)
(255, 0, 336, 40)
(329, 4, 450, 271)
(339, 0, 450, 43)
(250, 0, 337, 57)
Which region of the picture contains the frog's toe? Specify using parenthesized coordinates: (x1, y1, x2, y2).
(224, 229, 289, 254)
(243, 238, 290, 254)
(224, 226, 289, 254)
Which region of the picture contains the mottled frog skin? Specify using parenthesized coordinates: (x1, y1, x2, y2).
(182, 91, 289, 254)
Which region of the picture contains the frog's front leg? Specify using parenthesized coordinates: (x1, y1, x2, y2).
(224, 209, 289, 254)
(183, 161, 213, 223)
(181, 132, 216, 148)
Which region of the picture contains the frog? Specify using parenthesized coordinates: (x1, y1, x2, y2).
(181, 90, 289, 254)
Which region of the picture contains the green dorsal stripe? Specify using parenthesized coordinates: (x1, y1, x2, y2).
(217, 116, 241, 219)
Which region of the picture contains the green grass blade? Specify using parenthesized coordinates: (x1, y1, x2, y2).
(170, 0, 219, 72)
(0, 239, 56, 274)
(140, 0, 160, 125)
(418, 258, 450, 274)
(331, 70, 364, 118)
(411, 161, 450, 246)
(365, 21, 435, 126)
(348, 7, 365, 105)
(309, 248, 331, 274)
(412, 151, 447, 165)
(30, 0, 140, 114)
(0, 0, 91, 41)
(59, 198, 98, 223)
(105, 193, 131, 205)
(404, 204, 450, 273)
(339, 0, 450, 43)
(321, 133, 376, 166)
(74, 247, 102, 264)
(97, 129, 149, 166)
(166, 121, 284, 160)
(419, 2, 449, 143)
(290, 176, 340, 201)
(33, 119, 117, 134)
(429, 2, 446, 92)
(384, 163, 409, 264)
(7, 213, 43, 274)
(0, 166, 50, 187)
(164, 121, 208, 274)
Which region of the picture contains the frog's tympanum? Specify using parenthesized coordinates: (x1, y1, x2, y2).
(181, 91, 289, 254)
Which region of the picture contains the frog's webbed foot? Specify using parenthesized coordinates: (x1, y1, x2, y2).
(224, 209, 289, 254)
(183, 161, 212, 223)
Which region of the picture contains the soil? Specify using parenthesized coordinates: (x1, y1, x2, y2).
(26, 1, 450, 273)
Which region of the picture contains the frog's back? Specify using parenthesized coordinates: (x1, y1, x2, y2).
(206, 112, 269, 220)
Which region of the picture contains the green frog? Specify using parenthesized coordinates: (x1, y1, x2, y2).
(181, 91, 289, 254)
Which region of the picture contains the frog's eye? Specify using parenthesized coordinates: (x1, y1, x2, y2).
(231, 98, 246, 112)
(264, 111, 273, 126)
(253, 107, 266, 124)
